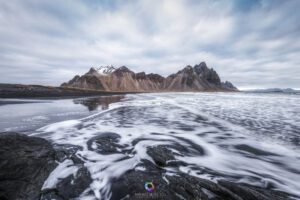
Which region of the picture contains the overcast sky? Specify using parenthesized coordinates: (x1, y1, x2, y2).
(0, 0, 299, 89)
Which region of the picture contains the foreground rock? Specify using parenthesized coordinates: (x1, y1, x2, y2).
(40, 144, 93, 200)
(41, 166, 92, 200)
(111, 150, 289, 200)
(0, 133, 57, 200)
(0, 133, 92, 200)
(0, 134, 292, 200)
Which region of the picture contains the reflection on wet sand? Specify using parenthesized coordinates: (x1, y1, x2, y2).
(73, 95, 124, 111)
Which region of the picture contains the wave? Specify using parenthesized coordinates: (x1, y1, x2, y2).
(31, 93, 300, 199)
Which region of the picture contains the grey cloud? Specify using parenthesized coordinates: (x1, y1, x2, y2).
(0, 0, 299, 89)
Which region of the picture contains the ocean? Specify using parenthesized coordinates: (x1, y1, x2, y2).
(0, 92, 299, 199)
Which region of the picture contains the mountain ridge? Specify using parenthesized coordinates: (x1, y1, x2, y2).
(61, 62, 238, 92)
(245, 88, 300, 93)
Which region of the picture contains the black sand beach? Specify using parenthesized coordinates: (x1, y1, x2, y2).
(0, 83, 134, 99)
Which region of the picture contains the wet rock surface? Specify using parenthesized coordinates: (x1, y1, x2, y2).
(41, 143, 93, 200)
(111, 169, 289, 200)
(147, 145, 176, 167)
(41, 166, 92, 200)
(0, 133, 294, 200)
(147, 144, 206, 168)
(53, 143, 84, 164)
(87, 132, 126, 154)
(110, 144, 290, 200)
(0, 132, 57, 200)
(0, 133, 92, 200)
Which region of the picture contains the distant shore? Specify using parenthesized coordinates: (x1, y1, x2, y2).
(0, 83, 136, 99)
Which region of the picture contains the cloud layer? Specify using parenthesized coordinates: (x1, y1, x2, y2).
(0, 0, 299, 89)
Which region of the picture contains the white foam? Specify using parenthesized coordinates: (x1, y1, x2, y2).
(42, 159, 79, 190)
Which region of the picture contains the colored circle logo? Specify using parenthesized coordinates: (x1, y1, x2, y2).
(145, 181, 155, 193)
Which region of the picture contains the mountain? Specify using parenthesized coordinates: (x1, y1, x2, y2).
(245, 88, 300, 94)
(61, 62, 238, 92)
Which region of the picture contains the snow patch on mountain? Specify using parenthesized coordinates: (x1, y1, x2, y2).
(95, 66, 116, 75)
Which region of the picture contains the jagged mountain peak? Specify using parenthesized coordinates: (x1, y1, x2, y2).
(176, 65, 194, 75)
(193, 62, 220, 84)
(85, 66, 117, 76)
(86, 67, 98, 75)
(183, 65, 194, 71)
(199, 61, 207, 67)
(146, 73, 164, 82)
(194, 62, 209, 74)
(222, 81, 238, 90)
(119, 66, 131, 71)
(113, 66, 134, 76)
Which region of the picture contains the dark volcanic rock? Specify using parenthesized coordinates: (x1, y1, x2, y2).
(41, 166, 92, 200)
(0, 133, 57, 200)
(53, 143, 84, 164)
(147, 145, 176, 167)
(218, 180, 288, 200)
(110, 169, 289, 200)
(111, 150, 289, 200)
(87, 132, 125, 154)
(40, 191, 64, 200)
(41, 143, 92, 200)
(0, 133, 291, 200)
(147, 143, 206, 168)
(146, 144, 193, 168)
(56, 166, 92, 199)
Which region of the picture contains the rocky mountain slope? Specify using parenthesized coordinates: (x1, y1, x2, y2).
(61, 62, 238, 92)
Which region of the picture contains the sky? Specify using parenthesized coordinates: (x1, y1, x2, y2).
(0, 0, 299, 89)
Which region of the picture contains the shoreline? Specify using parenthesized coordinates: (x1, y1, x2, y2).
(0, 83, 139, 99)
(0, 83, 238, 99)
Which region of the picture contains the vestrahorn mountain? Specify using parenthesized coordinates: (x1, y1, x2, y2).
(61, 62, 238, 92)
